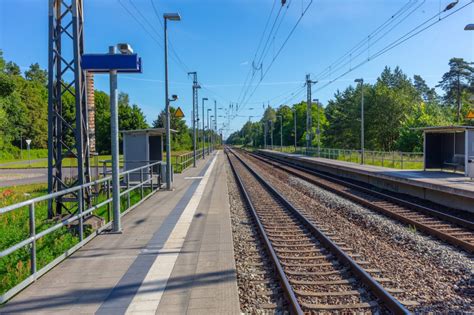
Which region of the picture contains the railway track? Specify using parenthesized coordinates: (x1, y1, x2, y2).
(248, 150, 474, 254)
(226, 148, 413, 314)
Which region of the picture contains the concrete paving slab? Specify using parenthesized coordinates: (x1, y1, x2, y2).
(0, 151, 240, 315)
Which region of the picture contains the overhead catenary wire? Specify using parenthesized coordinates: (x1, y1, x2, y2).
(312, 0, 418, 80)
(236, 0, 279, 104)
(237, 0, 313, 115)
(313, 0, 424, 82)
(117, 0, 190, 75)
(315, 0, 473, 93)
(237, 2, 288, 108)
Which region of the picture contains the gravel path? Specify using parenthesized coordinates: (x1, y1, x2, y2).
(241, 152, 473, 313)
(225, 158, 288, 314)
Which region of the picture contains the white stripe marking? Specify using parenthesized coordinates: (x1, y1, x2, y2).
(184, 176, 204, 180)
(125, 152, 219, 314)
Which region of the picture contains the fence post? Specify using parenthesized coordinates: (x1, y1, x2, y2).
(126, 173, 130, 209)
(78, 186, 84, 242)
(401, 153, 404, 169)
(106, 178, 111, 223)
(149, 166, 154, 191)
(140, 168, 144, 199)
(29, 203, 37, 276)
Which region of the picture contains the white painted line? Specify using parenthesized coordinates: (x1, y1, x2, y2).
(184, 176, 204, 180)
(125, 152, 219, 314)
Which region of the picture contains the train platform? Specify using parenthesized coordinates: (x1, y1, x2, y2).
(258, 149, 474, 213)
(0, 151, 241, 315)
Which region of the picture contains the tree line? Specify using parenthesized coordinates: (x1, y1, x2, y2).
(227, 58, 474, 153)
(0, 50, 201, 158)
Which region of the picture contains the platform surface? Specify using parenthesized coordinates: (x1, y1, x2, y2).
(261, 149, 474, 199)
(0, 151, 240, 315)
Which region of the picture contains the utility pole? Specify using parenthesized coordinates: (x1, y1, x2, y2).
(188, 72, 200, 167)
(292, 109, 297, 150)
(264, 121, 267, 148)
(214, 100, 217, 150)
(269, 120, 274, 149)
(355, 78, 365, 164)
(457, 74, 461, 124)
(306, 74, 317, 151)
(207, 108, 211, 154)
(313, 98, 320, 156)
(277, 115, 283, 151)
(202, 97, 208, 158)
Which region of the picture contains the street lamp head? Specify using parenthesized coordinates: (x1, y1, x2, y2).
(313, 98, 319, 102)
(443, 0, 458, 11)
(170, 94, 178, 101)
(203, 97, 208, 101)
(117, 43, 134, 55)
(164, 13, 181, 21)
(354, 78, 363, 84)
(465, 24, 474, 30)
(207, 108, 212, 112)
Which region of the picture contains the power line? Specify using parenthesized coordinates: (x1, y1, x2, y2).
(237, 0, 313, 114)
(149, 0, 191, 74)
(236, 0, 279, 104)
(315, 0, 473, 93)
(313, 0, 423, 81)
(237, 1, 288, 107)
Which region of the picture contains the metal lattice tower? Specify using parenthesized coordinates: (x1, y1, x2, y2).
(48, 0, 91, 218)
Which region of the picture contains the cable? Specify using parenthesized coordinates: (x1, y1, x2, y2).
(149, 0, 191, 74)
(315, 0, 473, 92)
(238, 0, 313, 114)
(313, 0, 422, 81)
(237, 1, 288, 108)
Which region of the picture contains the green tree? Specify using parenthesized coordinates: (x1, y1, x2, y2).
(437, 58, 474, 123)
(153, 106, 192, 151)
(25, 63, 47, 86)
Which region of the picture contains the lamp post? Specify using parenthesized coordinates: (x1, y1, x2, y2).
(164, 12, 181, 190)
(207, 108, 212, 154)
(465, 24, 474, 30)
(210, 115, 214, 152)
(202, 97, 208, 157)
(355, 78, 364, 164)
(277, 115, 283, 151)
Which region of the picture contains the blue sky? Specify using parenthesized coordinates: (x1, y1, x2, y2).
(1, 0, 473, 138)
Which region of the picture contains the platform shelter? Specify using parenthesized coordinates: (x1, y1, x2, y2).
(422, 126, 474, 177)
(122, 128, 176, 181)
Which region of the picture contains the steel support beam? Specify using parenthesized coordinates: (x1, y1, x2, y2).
(48, 0, 91, 218)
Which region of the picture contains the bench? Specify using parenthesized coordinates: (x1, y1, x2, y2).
(443, 154, 465, 173)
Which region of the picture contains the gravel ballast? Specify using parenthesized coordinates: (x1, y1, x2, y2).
(225, 159, 287, 314)
(241, 152, 473, 313)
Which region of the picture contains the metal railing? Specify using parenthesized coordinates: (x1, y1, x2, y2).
(266, 146, 424, 170)
(174, 151, 202, 173)
(173, 146, 215, 173)
(0, 161, 162, 303)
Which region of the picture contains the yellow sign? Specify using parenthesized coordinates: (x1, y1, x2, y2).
(467, 110, 474, 119)
(174, 107, 185, 118)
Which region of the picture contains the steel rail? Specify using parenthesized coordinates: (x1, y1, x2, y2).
(227, 147, 410, 315)
(226, 148, 302, 315)
(252, 150, 474, 253)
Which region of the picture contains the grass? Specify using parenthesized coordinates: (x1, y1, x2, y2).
(0, 180, 153, 296)
(276, 147, 424, 170)
(0, 151, 195, 169)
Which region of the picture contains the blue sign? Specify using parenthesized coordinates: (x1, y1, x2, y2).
(81, 54, 142, 73)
